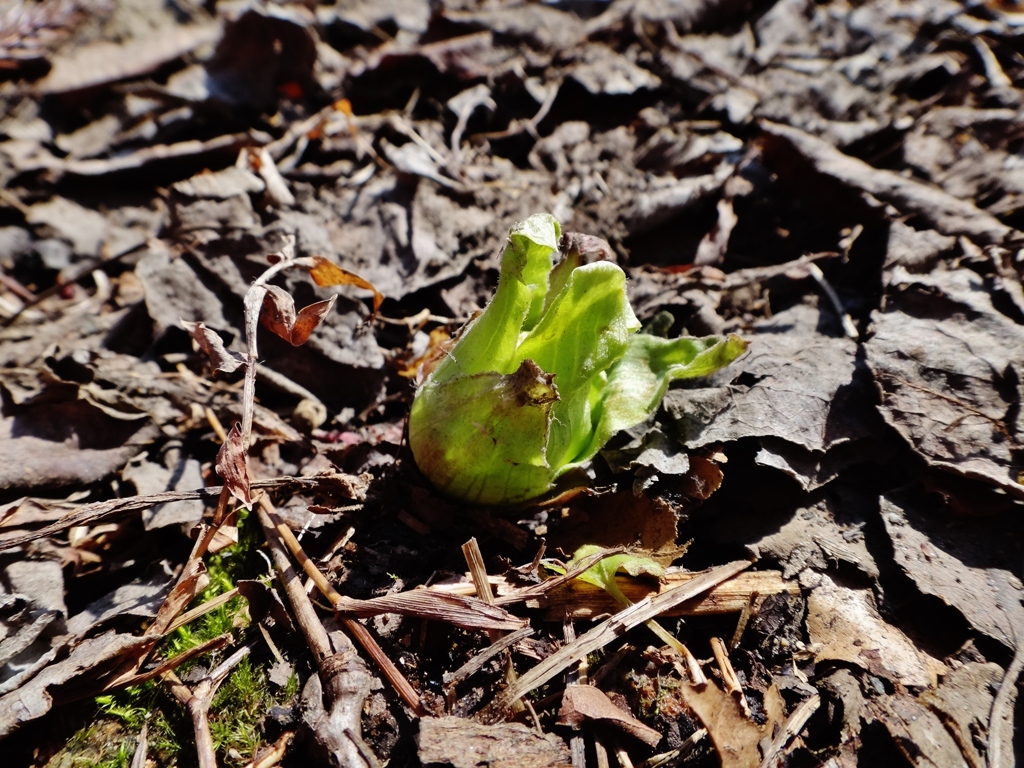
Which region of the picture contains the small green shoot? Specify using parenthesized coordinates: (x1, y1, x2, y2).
(409, 213, 747, 504)
(561, 544, 665, 607)
(554, 545, 701, 668)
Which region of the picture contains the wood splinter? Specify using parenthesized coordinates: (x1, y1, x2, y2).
(710, 636, 751, 718)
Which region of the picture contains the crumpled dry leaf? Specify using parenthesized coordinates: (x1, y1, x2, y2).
(880, 492, 1024, 650)
(558, 685, 662, 746)
(602, 427, 691, 476)
(65, 570, 174, 637)
(172, 166, 265, 200)
(806, 572, 940, 688)
(36, 22, 221, 94)
(306, 255, 383, 317)
(26, 197, 108, 258)
(568, 44, 661, 96)
(866, 266, 1024, 500)
(0, 630, 151, 736)
(445, 4, 584, 51)
(138, 247, 233, 337)
(666, 302, 877, 456)
(181, 320, 244, 373)
(864, 694, 969, 768)
(920, 662, 1003, 768)
(0, 560, 67, 696)
(122, 454, 205, 530)
(0, 345, 210, 493)
(260, 285, 337, 347)
(722, 491, 878, 580)
(760, 120, 1016, 245)
(0, 393, 160, 491)
(676, 679, 766, 768)
(216, 423, 251, 506)
(98, 561, 209, 690)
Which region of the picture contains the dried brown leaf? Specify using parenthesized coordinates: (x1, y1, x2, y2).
(920, 662, 1003, 768)
(180, 320, 244, 373)
(865, 694, 969, 768)
(260, 285, 337, 346)
(306, 256, 383, 316)
(0, 631, 151, 737)
(36, 22, 221, 94)
(292, 299, 337, 345)
(880, 493, 1024, 649)
(866, 267, 1024, 500)
(259, 285, 297, 342)
(665, 303, 873, 454)
(558, 685, 662, 747)
(216, 423, 251, 506)
(333, 591, 526, 632)
(761, 120, 1016, 245)
(806, 572, 940, 688)
(677, 680, 763, 768)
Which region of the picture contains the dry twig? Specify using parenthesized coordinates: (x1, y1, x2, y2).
(757, 695, 820, 768)
(988, 638, 1024, 768)
(481, 560, 751, 720)
(162, 643, 256, 768)
(256, 498, 381, 767)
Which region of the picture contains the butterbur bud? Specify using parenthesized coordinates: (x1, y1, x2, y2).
(409, 214, 747, 504)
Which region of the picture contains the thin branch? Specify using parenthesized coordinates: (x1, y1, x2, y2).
(109, 634, 232, 690)
(480, 560, 751, 720)
(162, 643, 255, 768)
(710, 637, 750, 717)
(256, 499, 382, 767)
(0, 476, 317, 551)
(444, 627, 535, 690)
(757, 695, 820, 768)
(463, 537, 521, 711)
(988, 639, 1024, 768)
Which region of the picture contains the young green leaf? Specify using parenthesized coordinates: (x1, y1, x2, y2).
(408, 213, 747, 504)
(563, 544, 665, 607)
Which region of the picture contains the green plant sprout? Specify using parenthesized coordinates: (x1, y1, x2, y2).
(409, 213, 747, 504)
(557, 544, 666, 605)
(551, 545, 703, 674)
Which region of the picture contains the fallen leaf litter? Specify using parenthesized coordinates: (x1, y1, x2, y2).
(0, 0, 1022, 766)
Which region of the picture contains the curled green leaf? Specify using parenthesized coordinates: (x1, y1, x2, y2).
(409, 214, 748, 504)
(557, 544, 665, 607)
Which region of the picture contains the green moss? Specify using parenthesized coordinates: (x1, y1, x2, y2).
(94, 684, 184, 766)
(281, 668, 300, 701)
(162, 509, 261, 668)
(47, 721, 132, 768)
(209, 656, 270, 757)
(60, 511, 296, 767)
